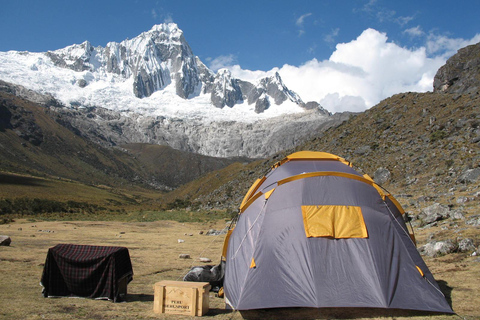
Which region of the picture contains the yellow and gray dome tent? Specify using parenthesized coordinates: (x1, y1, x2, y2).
(223, 151, 452, 313)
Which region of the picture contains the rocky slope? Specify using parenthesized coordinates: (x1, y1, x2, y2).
(0, 87, 244, 190)
(47, 102, 341, 158)
(174, 43, 480, 238)
(434, 42, 480, 94)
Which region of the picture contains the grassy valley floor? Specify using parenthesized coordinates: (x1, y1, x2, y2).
(0, 218, 479, 320)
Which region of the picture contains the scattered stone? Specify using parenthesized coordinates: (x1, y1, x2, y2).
(419, 222, 437, 230)
(199, 231, 204, 235)
(373, 167, 391, 185)
(0, 235, 11, 246)
(77, 79, 87, 88)
(178, 239, 185, 243)
(466, 215, 480, 227)
(119, 231, 126, 234)
(419, 240, 457, 257)
(199, 257, 212, 263)
(457, 238, 476, 253)
(354, 145, 371, 155)
(456, 196, 469, 204)
(405, 176, 417, 185)
(206, 229, 227, 236)
(179, 254, 191, 259)
(418, 203, 450, 225)
(18, 228, 22, 231)
(457, 168, 480, 184)
(450, 210, 466, 220)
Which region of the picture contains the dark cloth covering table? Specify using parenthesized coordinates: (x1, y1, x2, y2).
(41, 244, 133, 302)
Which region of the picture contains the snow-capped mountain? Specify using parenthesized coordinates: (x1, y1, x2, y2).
(0, 23, 339, 158)
(0, 23, 321, 121)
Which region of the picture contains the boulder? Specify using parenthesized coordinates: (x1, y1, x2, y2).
(466, 215, 480, 227)
(179, 254, 191, 259)
(418, 203, 450, 225)
(450, 210, 466, 220)
(457, 238, 476, 253)
(457, 168, 480, 184)
(0, 235, 11, 246)
(373, 167, 391, 185)
(419, 240, 457, 257)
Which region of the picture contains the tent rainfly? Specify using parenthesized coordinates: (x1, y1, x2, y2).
(223, 151, 453, 313)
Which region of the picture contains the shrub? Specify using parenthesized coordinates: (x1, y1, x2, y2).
(430, 130, 447, 142)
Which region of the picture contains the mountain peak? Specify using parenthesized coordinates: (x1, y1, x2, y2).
(148, 23, 181, 35)
(0, 22, 320, 121)
(433, 42, 480, 94)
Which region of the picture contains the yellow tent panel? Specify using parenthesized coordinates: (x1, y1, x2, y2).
(301, 205, 368, 238)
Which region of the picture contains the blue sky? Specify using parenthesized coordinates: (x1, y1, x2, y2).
(1, 0, 479, 112)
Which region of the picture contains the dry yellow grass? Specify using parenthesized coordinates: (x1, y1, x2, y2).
(0, 219, 478, 320)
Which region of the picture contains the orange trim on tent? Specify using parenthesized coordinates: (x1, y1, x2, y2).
(250, 258, 256, 268)
(222, 229, 234, 259)
(240, 171, 392, 214)
(416, 266, 424, 277)
(275, 151, 351, 167)
(264, 188, 275, 200)
(239, 191, 264, 213)
(386, 194, 405, 215)
(240, 177, 266, 210)
(278, 171, 388, 198)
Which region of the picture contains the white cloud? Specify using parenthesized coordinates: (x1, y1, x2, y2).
(227, 28, 480, 114)
(151, 9, 158, 19)
(208, 54, 237, 72)
(296, 13, 312, 27)
(426, 32, 480, 58)
(324, 28, 340, 44)
(296, 13, 312, 37)
(395, 15, 414, 27)
(404, 26, 424, 37)
(162, 14, 174, 24)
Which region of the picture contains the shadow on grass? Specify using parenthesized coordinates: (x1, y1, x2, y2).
(126, 293, 154, 302)
(207, 308, 235, 316)
(437, 279, 453, 309)
(239, 307, 453, 320)
(0, 173, 45, 186)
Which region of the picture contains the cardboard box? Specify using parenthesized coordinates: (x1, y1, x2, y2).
(153, 280, 211, 316)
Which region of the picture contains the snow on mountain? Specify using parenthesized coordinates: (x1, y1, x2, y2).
(0, 23, 321, 123)
(0, 23, 338, 158)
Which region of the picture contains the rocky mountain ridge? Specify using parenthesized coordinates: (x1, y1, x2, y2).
(0, 23, 334, 158)
(38, 23, 318, 113)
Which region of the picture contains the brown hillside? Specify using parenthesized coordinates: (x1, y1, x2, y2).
(0, 89, 241, 193)
(173, 90, 479, 214)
